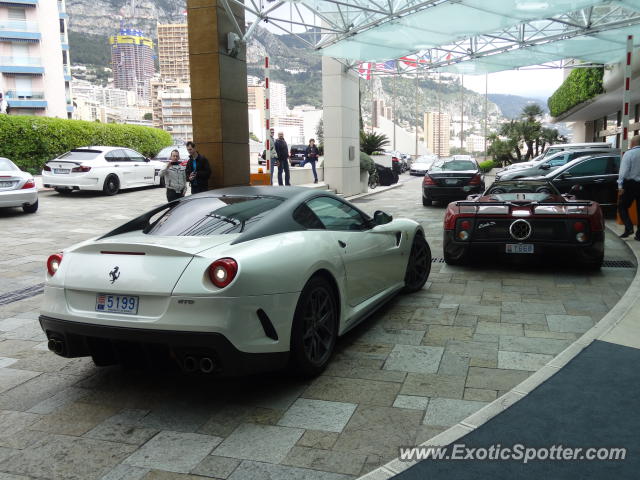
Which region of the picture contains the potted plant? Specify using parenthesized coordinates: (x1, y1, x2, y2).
(360, 152, 373, 192)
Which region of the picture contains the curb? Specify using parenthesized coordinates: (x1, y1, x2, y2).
(345, 181, 404, 201)
(357, 222, 640, 479)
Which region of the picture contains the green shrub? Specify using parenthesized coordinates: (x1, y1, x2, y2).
(360, 151, 374, 173)
(478, 159, 498, 173)
(548, 67, 604, 118)
(0, 115, 172, 171)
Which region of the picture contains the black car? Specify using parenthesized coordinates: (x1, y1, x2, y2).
(539, 153, 621, 207)
(289, 144, 307, 167)
(422, 158, 485, 206)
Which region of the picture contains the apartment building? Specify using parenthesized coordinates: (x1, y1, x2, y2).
(424, 111, 451, 157)
(157, 23, 189, 83)
(110, 27, 155, 105)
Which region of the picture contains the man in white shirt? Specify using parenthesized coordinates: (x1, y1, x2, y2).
(617, 135, 640, 239)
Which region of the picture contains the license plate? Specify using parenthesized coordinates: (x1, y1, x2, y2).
(445, 179, 458, 185)
(95, 293, 139, 314)
(0, 181, 13, 188)
(53, 168, 70, 174)
(506, 244, 534, 254)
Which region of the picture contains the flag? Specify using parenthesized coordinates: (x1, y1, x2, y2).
(375, 60, 396, 73)
(182, 9, 187, 15)
(399, 56, 430, 67)
(445, 53, 453, 61)
(357, 62, 372, 80)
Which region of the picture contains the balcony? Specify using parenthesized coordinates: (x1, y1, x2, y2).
(0, 0, 38, 6)
(0, 56, 44, 74)
(5, 90, 47, 109)
(0, 21, 41, 41)
(60, 33, 69, 50)
(58, 1, 68, 18)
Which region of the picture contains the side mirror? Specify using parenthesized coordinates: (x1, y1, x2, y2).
(539, 164, 551, 170)
(466, 194, 481, 200)
(559, 172, 571, 179)
(373, 210, 393, 226)
(145, 157, 150, 162)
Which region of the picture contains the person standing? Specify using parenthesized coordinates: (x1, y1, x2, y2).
(303, 138, 320, 184)
(267, 128, 277, 185)
(275, 132, 290, 186)
(160, 149, 187, 202)
(185, 141, 211, 194)
(617, 135, 640, 239)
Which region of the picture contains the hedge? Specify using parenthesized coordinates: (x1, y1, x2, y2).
(360, 151, 374, 173)
(478, 159, 498, 173)
(548, 67, 604, 118)
(0, 115, 173, 172)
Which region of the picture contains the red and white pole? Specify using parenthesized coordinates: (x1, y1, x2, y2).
(622, 35, 633, 152)
(264, 56, 271, 175)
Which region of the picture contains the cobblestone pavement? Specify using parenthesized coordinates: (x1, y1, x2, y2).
(0, 178, 635, 480)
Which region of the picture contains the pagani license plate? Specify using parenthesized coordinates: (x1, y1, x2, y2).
(506, 244, 534, 254)
(95, 293, 139, 314)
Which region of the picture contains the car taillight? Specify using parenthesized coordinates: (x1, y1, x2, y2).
(573, 221, 588, 242)
(21, 179, 35, 189)
(573, 221, 585, 232)
(47, 253, 63, 276)
(469, 174, 482, 185)
(43, 165, 51, 171)
(392, 157, 399, 162)
(208, 258, 238, 288)
(456, 219, 473, 241)
(71, 165, 91, 173)
(423, 175, 436, 185)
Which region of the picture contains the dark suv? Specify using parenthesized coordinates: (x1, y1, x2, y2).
(289, 144, 307, 167)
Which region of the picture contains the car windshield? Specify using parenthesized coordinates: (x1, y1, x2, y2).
(0, 158, 18, 171)
(57, 150, 102, 161)
(146, 196, 283, 236)
(431, 160, 476, 171)
(155, 146, 188, 159)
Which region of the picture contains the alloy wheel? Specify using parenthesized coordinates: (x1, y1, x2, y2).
(301, 286, 336, 366)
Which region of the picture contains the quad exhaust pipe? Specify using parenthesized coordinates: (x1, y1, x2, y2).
(182, 355, 217, 374)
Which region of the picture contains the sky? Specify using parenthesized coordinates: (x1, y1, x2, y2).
(461, 68, 565, 100)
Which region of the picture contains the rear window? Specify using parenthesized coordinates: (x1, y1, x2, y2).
(431, 160, 476, 172)
(155, 146, 188, 159)
(0, 158, 18, 171)
(57, 150, 102, 161)
(146, 196, 283, 236)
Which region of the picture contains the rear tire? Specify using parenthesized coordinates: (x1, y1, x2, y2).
(103, 174, 120, 196)
(290, 276, 338, 377)
(22, 200, 38, 213)
(403, 233, 431, 293)
(422, 196, 432, 206)
(55, 188, 72, 195)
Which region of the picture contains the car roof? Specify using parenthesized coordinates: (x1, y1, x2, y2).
(545, 152, 619, 177)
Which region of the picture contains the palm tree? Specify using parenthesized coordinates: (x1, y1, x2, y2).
(521, 104, 544, 156)
(520, 120, 542, 160)
(522, 104, 544, 122)
(539, 127, 562, 153)
(499, 121, 523, 162)
(360, 131, 390, 155)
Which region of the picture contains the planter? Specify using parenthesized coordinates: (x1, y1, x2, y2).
(360, 170, 369, 193)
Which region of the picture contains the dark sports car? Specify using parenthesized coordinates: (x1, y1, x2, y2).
(443, 179, 604, 269)
(422, 158, 485, 206)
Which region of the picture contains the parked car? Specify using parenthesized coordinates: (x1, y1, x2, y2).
(422, 157, 484, 206)
(289, 144, 307, 167)
(152, 146, 189, 163)
(495, 148, 615, 181)
(538, 153, 621, 207)
(542, 142, 612, 159)
(410, 155, 437, 176)
(42, 146, 165, 196)
(443, 179, 604, 269)
(499, 154, 546, 172)
(39, 186, 432, 377)
(0, 157, 38, 213)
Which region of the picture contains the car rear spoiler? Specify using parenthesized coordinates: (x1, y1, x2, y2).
(455, 201, 593, 206)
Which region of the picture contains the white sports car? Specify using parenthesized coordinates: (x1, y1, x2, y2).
(0, 157, 38, 213)
(39, 187, 431, 376)
(42, 146, 165, 195)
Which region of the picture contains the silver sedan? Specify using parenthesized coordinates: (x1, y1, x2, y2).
(0, 157, 38, 213)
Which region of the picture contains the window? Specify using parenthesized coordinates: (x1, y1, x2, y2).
(123, 149, 146, 162)
(306, 197, 368, 231)
(610, 155, 621, 173)
(58, 150, 101, 161)
(565, 157, 608, 177)
(105, 149, 127, 162)
(293, 203, 325, 229)
(547, 154, 568, 167)
(8, 8, 26, 21)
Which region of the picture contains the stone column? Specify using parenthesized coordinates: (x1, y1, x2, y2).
(187, 0, 249, 188)
(322, 57, 360, 196)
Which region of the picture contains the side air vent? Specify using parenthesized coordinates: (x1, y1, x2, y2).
(257, 309, 278, 341)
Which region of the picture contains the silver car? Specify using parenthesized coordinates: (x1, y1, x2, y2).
(0, 157, 38, 213)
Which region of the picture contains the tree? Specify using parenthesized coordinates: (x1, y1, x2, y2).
(487, 132, 516, 166)
(143, 113, 152, 121)
(539, 127, 562, 153)
(450, 146, 469, 155)
(360, 131, 390, 155)
(520, 104, 543, 158)
(315, 119, 324, 146)
(499, 121, 523, 162)
(522, 103, 544, 122)
(249, 132, 260, 142)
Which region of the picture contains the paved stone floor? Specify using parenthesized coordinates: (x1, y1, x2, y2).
(0, 177, 635, 480)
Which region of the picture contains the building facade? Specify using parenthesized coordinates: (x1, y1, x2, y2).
(160, 85, 193, 144)
(109, 28, 155, 105)
(424, 111, 451, 157)
(157, 23, 189, 83)
(0, 0, 72, 118)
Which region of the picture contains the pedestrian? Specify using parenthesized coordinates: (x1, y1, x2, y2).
(275, 131, 290, 186)
(303, 138, 320, 184)
(617, 135, 640, 239)
(267, 128, 277, 185)
(160, 149, 187, 202)
(0, 91, 7, 115)
(185, 141, 211, 194)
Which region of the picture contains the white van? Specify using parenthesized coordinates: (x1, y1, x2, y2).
(543, 142, 612, 158)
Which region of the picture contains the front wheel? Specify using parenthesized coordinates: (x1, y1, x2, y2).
(23, 200, 38, 214)
(103, 174, 120, 196)
(403, 233, 431, 293)
(290, 276, 338, 377)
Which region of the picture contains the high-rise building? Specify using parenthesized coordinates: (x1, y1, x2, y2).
(157, 23, 189, 83)
(160, 85, 193, 144)
(109, 27, 155, 104)
(0, 0, 73, 118)
(424, 111, 450, 157)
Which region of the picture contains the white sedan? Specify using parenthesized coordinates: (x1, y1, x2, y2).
(0, 157, 38, 213)
(39, 187, 432, 377)
(42, 146, 165, 195)
(410, 155, 438, 176)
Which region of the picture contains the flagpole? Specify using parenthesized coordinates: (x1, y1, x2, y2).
(460, 74, 464, 150)
(415, 70, 419, 158)
(484, 73, 488, 161)
(392, 73, 396, 151)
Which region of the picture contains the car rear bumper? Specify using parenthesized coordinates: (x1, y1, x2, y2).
(39, 315, 289, 376)
(0, 188, 37, 208)
(424, 185, 483, 199)
(42, 172, 102, 190)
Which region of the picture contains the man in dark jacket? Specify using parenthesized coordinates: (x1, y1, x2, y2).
(275, 132, 290, 186)
(185, 141, 212, 194)
(303, 138, 320, 184)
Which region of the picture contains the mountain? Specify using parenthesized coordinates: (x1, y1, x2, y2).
(488, 94, 548, 119)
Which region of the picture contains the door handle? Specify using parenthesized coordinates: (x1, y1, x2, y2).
(338, 240, 346, 248)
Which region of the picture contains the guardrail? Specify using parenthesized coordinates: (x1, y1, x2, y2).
(0, 21, 39, 32)
(0, 56, 41, 66)
(5, 90, 45, 99)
